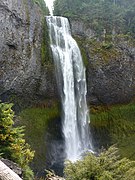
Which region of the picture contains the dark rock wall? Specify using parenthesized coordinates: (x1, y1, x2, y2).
(70, 19, 135, 105)
(0, 0, 57, 108)
(87, 46, 135, 105)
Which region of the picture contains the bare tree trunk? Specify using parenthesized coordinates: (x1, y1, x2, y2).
(0, 160, 22, 180)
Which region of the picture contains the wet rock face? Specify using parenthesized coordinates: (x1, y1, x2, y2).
(0, 0, 57, 107)
(70, 19, 135, 105)
(87, 47, 135, 105)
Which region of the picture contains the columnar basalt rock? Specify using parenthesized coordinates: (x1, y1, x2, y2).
(0, 0, 57, 108)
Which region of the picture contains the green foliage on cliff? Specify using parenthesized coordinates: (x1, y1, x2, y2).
(87, 38, 120, 62)
(65, 146, 135, 180)
(74, 36, 122, 65)
(41, 19, 52, 66)
(0, 102, 35, 179)
(31, 0, 52, 66)
(54, 0, 135, 38)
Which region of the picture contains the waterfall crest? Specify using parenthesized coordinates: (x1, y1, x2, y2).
(46, 16, 93, 161)
(44, 0, 54, 16)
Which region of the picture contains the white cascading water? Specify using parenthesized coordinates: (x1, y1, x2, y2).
(46, 16, 93, 161)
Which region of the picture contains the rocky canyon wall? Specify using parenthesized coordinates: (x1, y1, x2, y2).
(1, 1, 135, 107)
(0, 0, 57, 109)
(70, 19, 135, 105)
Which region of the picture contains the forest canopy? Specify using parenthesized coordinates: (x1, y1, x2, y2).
(54, 0, 135, 37)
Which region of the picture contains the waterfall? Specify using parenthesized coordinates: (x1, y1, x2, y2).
(46, 16, 93, 162)
(44, 0, 54, 16)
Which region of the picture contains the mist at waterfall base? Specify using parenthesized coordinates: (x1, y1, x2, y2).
(46, 16, 93, 163)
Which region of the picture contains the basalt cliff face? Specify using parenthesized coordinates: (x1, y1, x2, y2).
(70, 19, 135, 105)
(1, 1, 135, 107)
(0, 0, 57, 109)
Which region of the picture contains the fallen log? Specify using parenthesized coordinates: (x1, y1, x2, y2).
(0, 160, 22, 180)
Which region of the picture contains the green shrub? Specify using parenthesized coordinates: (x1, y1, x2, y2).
(101, 42, 113, 49)
(0, 101, 34, 179)
(65, 146, 135, 180)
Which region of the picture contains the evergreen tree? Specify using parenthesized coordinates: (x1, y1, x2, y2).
(54, 0, 135, 38)
(0, 102, 35, 179)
